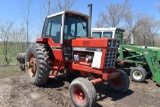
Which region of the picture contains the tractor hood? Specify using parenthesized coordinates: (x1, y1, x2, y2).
(72, 38, 117, 48)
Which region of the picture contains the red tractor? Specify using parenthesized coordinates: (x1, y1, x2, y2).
(18, 5, 130, 107)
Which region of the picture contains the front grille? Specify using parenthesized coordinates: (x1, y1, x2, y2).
(104, 40, 119, 68)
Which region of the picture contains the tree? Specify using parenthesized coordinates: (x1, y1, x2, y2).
(124, 12, 160, 46)
(14, 25, 27, 53)
(41, 0, 53, 16)
(26, 0, 31, 48)
(124, 12, 144, 44)
(21, 0, 32, 48)
(0, 21, 20, 66)
(136, 17, 160, 46)
(54, 0, 77, 12)
(96, 0, 131, 27)
(0, 21, 27, 66)
(41, 0, 77, 16)
(0, 22, 14, 65)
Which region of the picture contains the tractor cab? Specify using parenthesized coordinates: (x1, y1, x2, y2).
(38, 11, 89, 60)
(91, 28, 125, 44)
(42, 11, 89, 44)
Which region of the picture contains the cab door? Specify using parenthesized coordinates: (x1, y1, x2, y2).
(43, 15, 64, 60)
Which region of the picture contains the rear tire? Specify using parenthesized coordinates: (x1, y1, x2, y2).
(69, 77, 97, 107)
(25, 43, 51, 86)
(17, 53, 25, 63)
(130, 66, 147, 82)
(19, 63, 22, 70)
(21, 64, 25, 71)
(108, 70, 130, 93)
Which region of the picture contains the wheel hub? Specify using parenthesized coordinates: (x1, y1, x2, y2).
(27, 54, 37, 77)
(111, 77, 123, 87)
(133, 70, 142, 80)
(74, 87, 86, 104)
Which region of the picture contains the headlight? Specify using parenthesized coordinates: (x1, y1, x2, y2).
(108, 40, 111, 47)
(85, 55, 93, 63)
(74, 55, 79, 61)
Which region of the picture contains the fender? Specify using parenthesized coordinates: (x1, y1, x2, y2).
(36, 38, 63, 60)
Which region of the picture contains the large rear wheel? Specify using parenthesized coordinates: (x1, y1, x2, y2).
(69, 77, 97, 107)
(108, 70, 130, 93)
(25, 43, 51, 86)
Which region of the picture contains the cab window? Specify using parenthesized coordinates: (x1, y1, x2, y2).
(92, 32, 101, 38)
(103, 32, 112, 38)
(64, 13, 88, 40)
(45, 15, 62, 43)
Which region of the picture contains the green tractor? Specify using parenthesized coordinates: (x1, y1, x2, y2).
(91, 28, 160, 85)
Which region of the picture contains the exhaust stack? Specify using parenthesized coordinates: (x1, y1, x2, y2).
(88, 4, 92, 38)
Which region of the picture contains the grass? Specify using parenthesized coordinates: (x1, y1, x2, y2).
(0, 66, 19, 74)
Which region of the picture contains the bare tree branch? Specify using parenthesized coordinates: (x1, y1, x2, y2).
(41, 0, 77, 16)
(96, 0, 131, 27)
(0, 21, 14, 66)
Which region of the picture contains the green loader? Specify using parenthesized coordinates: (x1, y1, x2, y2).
(118, 45, 160, 85)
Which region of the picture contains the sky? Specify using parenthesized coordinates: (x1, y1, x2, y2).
(0, 0, 160, 41)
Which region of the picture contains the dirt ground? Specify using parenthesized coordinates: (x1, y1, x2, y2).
(0, 67, 160, 107)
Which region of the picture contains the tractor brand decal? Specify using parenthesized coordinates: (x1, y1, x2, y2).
(52, 46, 63, 50)
(72, 47, 102, 52)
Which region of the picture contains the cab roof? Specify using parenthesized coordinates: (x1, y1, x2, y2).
(91, 28, 125, 32)
(47, 10, 89, 19)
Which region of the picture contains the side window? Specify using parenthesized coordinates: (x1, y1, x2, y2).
(45, 15, 62, 43)
(50, 15, 62, 43)
(92, 32, 101, 38)
(115, 32, 123, 43)
(45, 22, 51, 37)
(103, 32, 112, 38)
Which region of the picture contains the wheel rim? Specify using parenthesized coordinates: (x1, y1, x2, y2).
(133, 70, 142, 80)
(28, 54, 37, 77)
(110, 77, 123, 88)
(73, 87, 86, 104)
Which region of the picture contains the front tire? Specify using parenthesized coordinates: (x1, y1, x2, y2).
(25, 43, 51, 86)
(69, 77, 97, 107)
(108, 70, 130, 93)
(130, 66, 147, 82)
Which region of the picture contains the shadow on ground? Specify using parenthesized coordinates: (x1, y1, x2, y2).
(95, 83, 133, 101)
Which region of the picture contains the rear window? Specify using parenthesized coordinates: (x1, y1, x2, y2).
(92, 32, 101, 38)
(103, 32, 112, 38)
